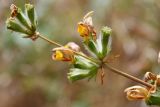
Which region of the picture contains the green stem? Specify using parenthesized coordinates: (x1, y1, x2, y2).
(104, 63, 153, 88)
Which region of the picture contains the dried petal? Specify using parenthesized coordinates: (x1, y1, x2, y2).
(144, 72, 157, 82)
(124, 86, 149, 100)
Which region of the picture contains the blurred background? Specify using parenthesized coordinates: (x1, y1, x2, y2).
(0, 0, 160, 107)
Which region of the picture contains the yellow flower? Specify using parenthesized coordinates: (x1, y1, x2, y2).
(77, 23, 89, 37)
(52, 42, 80, 62)
(124, 86, 149, 100)
(77, 11, 96, 41)
(53, 50, 63, 60)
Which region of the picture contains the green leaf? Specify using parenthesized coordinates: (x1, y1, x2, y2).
(68, 68, 91, 82)
(146, 87, 160, 105)
(101, 26, 112, 56)
(16, 8, 31, 30)
(6, 18, 32, 35)
(84, 40, 99, 58)
(25, 4, 37, 31)
(68, 55, 99, 82)
(74, 55, 98, 69)
(68, 67, 98, 82)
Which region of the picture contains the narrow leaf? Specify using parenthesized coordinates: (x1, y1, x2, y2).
(25, 4, 37, 31)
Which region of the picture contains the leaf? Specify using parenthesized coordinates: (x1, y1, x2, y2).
(146, 87, 160, 105)
(96, 26, 112, 59)
(25, 4, 37, 31)
(73, 55, 98, 69)
(68, 67, 98, 82)
(6, 18, 32, 35)
(101, 26, 112, 56)
(16, 8, 31, 30)
(68, 55, 99, 82)
(68, 68, 91, 82)
(85, 40, 99, 56)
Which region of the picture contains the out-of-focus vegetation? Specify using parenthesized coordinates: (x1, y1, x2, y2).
(0, 0, 160, 107)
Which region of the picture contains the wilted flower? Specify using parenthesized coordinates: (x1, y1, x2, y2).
(124, 86, 149, 100)
(124, 72, 160, 101)
(77, 11, 96, 41)
(52, 42, 80, 62)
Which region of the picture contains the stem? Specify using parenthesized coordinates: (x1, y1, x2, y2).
(37, 32, 99, 64)
(38, 33, 63, 47)
(104, 63, 153, 88)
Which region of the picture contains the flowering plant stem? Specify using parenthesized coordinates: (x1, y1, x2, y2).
(37, 32, 153, 88)
(104, 64, 153, 88)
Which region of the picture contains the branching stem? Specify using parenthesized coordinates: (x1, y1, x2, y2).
(36, 32, 153, 88)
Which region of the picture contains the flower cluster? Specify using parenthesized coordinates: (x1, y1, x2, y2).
(51, 11, 112, 82)
(6, 4, 38, 40)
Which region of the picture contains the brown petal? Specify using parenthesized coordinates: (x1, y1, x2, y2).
(124, 86, 148, 100)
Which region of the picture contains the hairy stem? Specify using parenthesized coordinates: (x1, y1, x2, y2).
(104, 63, 153, 88)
